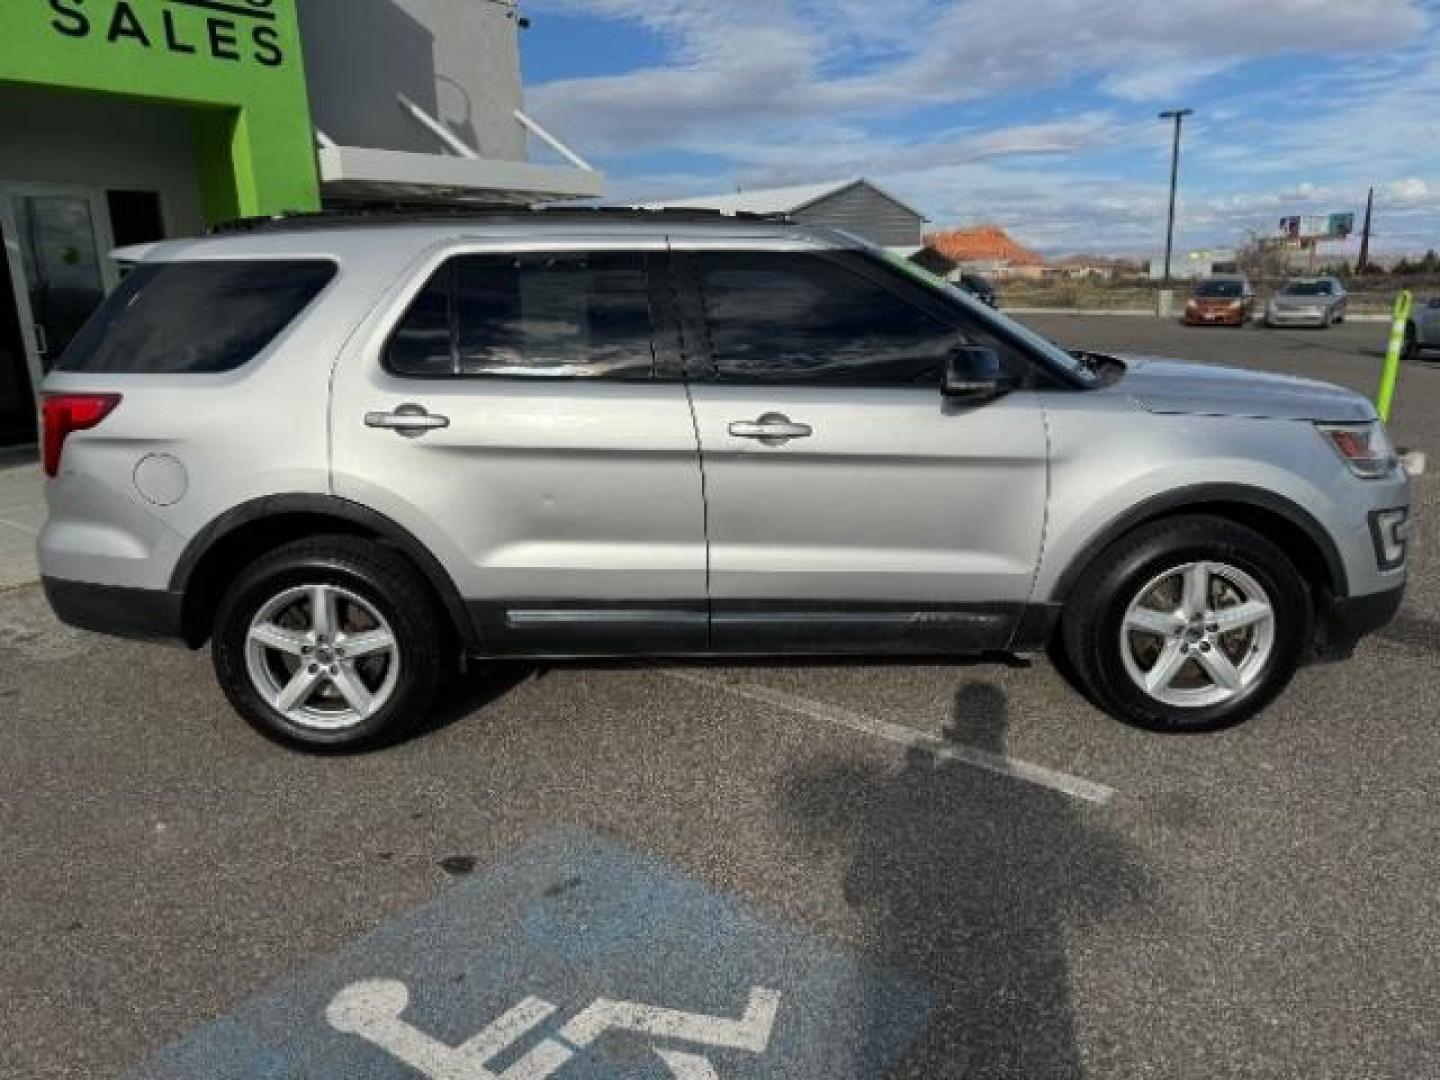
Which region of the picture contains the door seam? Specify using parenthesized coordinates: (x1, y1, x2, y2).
(666, 239, 715, 647)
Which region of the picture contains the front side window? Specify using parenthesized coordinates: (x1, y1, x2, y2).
(386, 252, 655, 380)
(693, 252, 964, 386)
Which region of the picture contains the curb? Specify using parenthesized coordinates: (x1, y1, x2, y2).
(1002, 308, 1157, 317)
(1002, 307, 1399, 323)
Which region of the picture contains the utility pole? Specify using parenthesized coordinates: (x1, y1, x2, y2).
(1158, 109, 1193, 286)
(1357, 186, 1374, 274)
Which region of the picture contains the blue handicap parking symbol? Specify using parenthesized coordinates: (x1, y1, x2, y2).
(131, 826, 932, 1078)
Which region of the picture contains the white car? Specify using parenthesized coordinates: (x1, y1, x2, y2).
(1405, 296, 1440, 361)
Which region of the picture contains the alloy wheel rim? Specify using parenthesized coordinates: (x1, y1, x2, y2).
(1119, 561, 1276, 709)
(244, 584, 400, 731)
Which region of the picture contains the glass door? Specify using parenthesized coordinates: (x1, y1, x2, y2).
(0, 218, 35, 445)
(2, 187, 120, 368)
(0, 185, 120, 444)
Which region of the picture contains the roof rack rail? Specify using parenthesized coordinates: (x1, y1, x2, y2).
(210, 204, 793, 235)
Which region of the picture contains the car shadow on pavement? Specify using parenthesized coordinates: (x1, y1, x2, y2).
(782, 681, 1154, 1077)
(400, 661, 537, 744)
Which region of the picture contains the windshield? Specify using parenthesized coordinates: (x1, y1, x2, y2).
(1194, 280, 1243, 298)
(874, 248, 1098, 384)
(1281, 281, 1331, 296)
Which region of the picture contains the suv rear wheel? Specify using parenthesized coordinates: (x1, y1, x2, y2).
(1063, 515, 1311, 732)
(212, 536, 444, 750)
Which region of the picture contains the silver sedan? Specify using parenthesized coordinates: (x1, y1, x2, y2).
(1265, 278, 1348, 328)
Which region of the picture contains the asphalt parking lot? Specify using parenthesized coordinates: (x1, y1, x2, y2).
(2, 316, 1437, 1079)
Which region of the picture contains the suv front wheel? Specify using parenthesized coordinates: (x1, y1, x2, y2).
(1063, 515, 1311, 732)
(212, 536, 444, 750)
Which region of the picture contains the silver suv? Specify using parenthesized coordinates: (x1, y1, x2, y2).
(38, 211, 1410, 748)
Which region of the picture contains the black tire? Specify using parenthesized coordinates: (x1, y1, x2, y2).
(1061, 515, 1311, 733)
(1403, 323, 1419, 364)
(212, 535, 445, 750)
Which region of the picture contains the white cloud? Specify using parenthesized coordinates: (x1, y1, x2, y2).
(525, 0, 1440, 252)
(1386, 178, 1437, 207)
(529, 0, 1428, 150)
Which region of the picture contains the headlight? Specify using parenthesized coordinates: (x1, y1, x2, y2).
(1316, 422, 1397, 479)
(1228, 300, 1244, 310)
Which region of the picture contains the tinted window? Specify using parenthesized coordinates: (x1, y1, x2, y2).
(386, 263, 454, 377)
(57, 260, 335, 374)
(695, 252, 962, 385)
(1281, 281, 1331, 296)
(387, 252, 656, 379)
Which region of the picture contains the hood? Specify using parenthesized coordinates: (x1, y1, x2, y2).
(1116, 356, 1377, 422)
(1270, 293, 1331, 308)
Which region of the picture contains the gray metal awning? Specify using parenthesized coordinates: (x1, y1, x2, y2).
(317, 145, 605, 205)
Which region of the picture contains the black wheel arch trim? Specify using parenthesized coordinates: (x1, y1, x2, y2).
(170, 494, 481, 651)
(1050, 483, 1349, 602)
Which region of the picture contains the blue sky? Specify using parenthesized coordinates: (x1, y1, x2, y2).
(519, 0, 1440, 256)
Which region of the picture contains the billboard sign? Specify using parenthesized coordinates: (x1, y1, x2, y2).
(1279, 213, 1354, 241)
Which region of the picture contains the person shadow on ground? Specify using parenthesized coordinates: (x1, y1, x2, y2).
(783, 681, 1154, 1078)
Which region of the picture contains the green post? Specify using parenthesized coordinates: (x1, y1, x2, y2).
(1376, 291, 1413, 423)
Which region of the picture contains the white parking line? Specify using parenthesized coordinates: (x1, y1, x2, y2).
(668, 670, 1116, 806)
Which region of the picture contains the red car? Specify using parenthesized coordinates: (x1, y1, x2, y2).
(1183, 276, 1255, 326)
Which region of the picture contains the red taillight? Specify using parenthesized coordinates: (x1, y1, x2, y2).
(41, 393, 121, 478)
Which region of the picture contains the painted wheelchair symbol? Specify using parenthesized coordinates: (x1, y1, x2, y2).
(327, 979, 781, 1079)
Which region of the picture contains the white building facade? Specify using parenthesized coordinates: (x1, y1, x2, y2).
(300, 0, 604, 206)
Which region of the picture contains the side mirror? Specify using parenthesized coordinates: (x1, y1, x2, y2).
(943, 346, 1010, 400)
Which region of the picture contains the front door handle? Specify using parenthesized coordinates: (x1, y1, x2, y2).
(729, 413, 813, 446)
(365, 403, 450, 438)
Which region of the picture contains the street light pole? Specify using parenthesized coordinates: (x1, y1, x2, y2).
(1158, 108, 1193, 286)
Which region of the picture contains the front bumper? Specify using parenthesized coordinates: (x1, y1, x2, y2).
(1314, 584, 1405, 660)
(1267, 309, 1329, 327)
(1184, 309, 1246, 326)
(43, 577, 189, 645)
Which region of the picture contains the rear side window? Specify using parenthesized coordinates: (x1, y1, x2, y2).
(386, 252, 656, 380)
(57, 260, 335, 374)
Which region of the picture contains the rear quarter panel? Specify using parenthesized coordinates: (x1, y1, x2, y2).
(40, 238, 414, 590)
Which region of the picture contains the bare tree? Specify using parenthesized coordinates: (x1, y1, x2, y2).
(1236, 231, 1290, 281)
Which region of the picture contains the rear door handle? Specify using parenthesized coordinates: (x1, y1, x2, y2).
(729, 413, 813, 445)
(365, 403, 450, 437)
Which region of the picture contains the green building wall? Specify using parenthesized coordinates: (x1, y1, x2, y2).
(0, 0, 320, 223)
